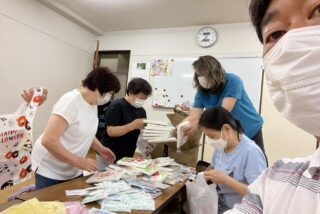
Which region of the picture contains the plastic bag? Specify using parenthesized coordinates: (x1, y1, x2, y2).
(136, 129, 155, 158)
(0, 88, 43, 190)
(186, 172, 218, 214)
(176, 120, 190, 152)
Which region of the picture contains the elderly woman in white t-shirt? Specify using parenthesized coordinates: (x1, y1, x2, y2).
(32, 67, 120, 189)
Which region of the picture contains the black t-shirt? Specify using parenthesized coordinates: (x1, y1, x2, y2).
(96, 102, 111, 140)
(101, 98, 146, 161)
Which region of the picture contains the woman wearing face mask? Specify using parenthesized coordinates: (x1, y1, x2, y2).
(32, 67, 120, 189)
(225, 0, 320, 213)
(182, 55, 266, 160)
(199, 107, 266, 213)
(96, 78, 152, 170)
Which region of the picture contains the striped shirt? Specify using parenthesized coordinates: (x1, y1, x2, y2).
(225, 148, 320, 214)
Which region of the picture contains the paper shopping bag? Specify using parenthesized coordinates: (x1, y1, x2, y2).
(0, 88, 43, 190)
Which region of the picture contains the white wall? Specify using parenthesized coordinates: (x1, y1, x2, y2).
(261, 80, 316, 164)
(98, 23, 316, 164)
(0, 0, 96, 138)
(2, 0, 313, 166)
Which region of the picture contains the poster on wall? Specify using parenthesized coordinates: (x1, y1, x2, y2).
(131, 62, 151, 81)
(150, 59, 174, 76)
(152, 59, 196, 108)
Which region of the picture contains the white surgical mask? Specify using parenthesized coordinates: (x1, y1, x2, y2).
(207, 130, 227, 150)
(263, 25, 320, 136)
(132, 98, 145, 108)
(198, 76, 212, 89)
(97, 93, 112, 105)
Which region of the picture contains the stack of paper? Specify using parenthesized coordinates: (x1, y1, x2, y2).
(127, 178, 159, 191)
(163, 164, 195, 185)
(65, 180, 156, 212)
(116, 157, 158, 176)
(100, 188, 155, 212)
(80, 180, 132, 204)
(127, 178, 163, 199)
(154, 157, 176, 166)
(62, 158, 196, 213)
(88, 207, 116, 214)
(65, 187, 100, 196)
(86, 169, 124, 183)
(116, 157, 153, 168)
(142, 170, 169, 183)
(143, 119, 176, 143)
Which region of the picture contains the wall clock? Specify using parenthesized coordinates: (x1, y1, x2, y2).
(197, 27, 218, 48)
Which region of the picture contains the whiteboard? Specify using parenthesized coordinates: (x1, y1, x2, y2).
(152, 57, 263, 112)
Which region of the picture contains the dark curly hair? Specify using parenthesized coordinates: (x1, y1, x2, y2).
(82, 67, 120, 95)
(249, 0, 271, 43)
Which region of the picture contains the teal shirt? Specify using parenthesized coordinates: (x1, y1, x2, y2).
(211, 134, 267, 209)
(193, 72, 263, 138)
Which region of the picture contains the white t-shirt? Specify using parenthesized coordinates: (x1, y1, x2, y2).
(32, 89, 98, 180)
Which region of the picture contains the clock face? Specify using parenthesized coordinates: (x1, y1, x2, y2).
(197, 27, 217, 47)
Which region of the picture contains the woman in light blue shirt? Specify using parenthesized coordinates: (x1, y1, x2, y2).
(199, 106, 266, 213)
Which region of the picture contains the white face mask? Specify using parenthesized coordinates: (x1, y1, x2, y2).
(198, 76, 212, 89)
(263, 25, 320, 136)
(132, 98, 145, 108)
(97, 92, 112, 106)
(207, 130, 227, 150)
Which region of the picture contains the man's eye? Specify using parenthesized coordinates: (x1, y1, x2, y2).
(310, 4, 320, 19)
(266, 31, 286, 44)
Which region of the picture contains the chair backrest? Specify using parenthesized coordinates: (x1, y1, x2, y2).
(196, 131, 211, 173)
(7, 184, 35, 202)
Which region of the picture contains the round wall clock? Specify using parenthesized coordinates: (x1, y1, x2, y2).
(197, 27, 218, 48)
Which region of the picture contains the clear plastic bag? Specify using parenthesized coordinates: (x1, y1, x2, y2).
(176, 120, 190, 152)
(186, 172, 218, 214)
(136, 129, 155, 158)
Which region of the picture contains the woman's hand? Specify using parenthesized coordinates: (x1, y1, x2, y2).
(91, 138, 116, 164)
(98, 146, 116, 163)
(21, 88, 48, 105)
(76, 157, 98, 172)
(182, 120, 198, 136)
(203, 169, 230, 185)
(204, 168, 248, 196)
(182, 108, 203, 136)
